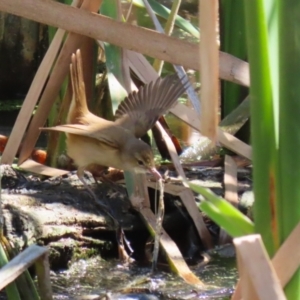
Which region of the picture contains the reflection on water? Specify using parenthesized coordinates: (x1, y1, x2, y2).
(51, 255, 236, 300)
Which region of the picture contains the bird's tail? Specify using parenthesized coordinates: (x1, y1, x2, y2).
(67, 49, 89, 124)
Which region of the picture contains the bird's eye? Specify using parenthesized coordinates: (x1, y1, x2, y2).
(137, 160, 144, 166)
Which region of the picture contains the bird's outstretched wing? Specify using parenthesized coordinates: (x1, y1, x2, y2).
(115, 75, 189, 138)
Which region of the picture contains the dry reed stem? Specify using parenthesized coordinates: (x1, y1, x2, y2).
(19, 159, 68, 176)
(0, 25, 66, 165)
(199, 0, 219, 141)
(124, 41, 207, 276)
(0, 245, 48, 291)
(224, 155, 238, 205)
(155, 122, 213, 249)
(232, 222, 300, 299)
(125, 50, 213, 248)
(140, 206, 205, 286)
(217, 129, 252, 160)
(18, 0, 103, 165)
(0, 0, 249, 86)
(234, 235, 286, 300)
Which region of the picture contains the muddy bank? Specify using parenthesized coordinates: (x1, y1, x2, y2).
(0, 164, 252, 269)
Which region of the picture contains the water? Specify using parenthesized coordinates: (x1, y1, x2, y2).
(51, 253, 237, 300)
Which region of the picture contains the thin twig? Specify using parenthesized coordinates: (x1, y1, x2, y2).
(152, 179, 164, 272)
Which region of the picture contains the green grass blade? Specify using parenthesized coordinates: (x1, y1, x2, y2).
(189, 182, 254, 237)
(199, 201, 251, 237)
(0, 244, 21, 300)
(220, 0, 248, 118)
(278, 0, 300, 297)
(244, 0, 277, 256)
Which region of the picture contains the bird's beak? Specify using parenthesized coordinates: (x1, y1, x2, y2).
(148, 167, 162, 180)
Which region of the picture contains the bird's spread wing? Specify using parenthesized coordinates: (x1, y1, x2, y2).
(40, 122, 125, 149)
(115, 75, 189, 138)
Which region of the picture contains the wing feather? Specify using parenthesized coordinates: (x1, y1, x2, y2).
(115, 75, 189, 137)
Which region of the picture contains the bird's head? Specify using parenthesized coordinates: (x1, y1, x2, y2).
(121, 138, 161, 179)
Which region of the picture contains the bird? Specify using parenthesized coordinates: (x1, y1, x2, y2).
(41, 49, 188, 197)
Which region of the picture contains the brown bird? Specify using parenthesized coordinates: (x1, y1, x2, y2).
(41, 49, 188, 196)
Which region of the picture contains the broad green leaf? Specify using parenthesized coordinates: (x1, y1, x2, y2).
(189, 182, 254, 237)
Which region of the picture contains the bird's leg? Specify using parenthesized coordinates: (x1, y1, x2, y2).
(85, 164, 108, 184)
(86, 165, 123, 191)
(92, 170, 107, 185)
(91, 167, 126, 194)
(77, 167, 96, 199)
